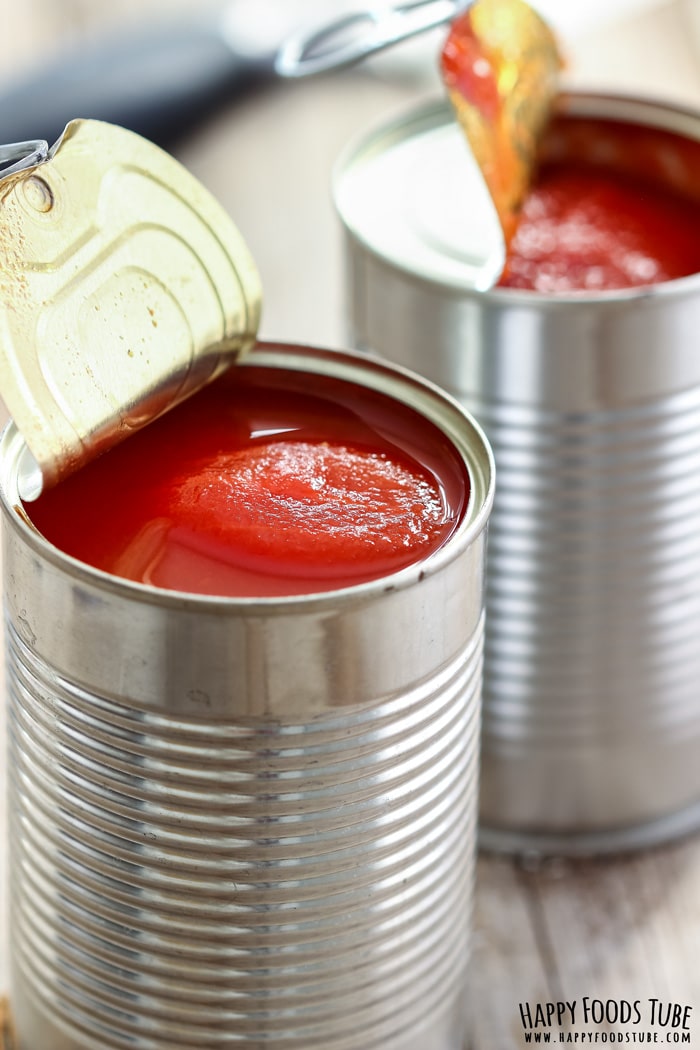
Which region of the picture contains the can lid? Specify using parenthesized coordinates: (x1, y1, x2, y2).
(334, 99, 504, 291)
(0, 119, 261, 496)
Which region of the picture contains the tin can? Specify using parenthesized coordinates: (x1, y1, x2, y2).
(334, 92, 700, 855)
(1, 341, 494, 1050)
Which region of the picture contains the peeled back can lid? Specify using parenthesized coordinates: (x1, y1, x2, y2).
(0, 119, 262, 496)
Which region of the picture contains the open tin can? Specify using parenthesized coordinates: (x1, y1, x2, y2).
(0, 123, 494, 1050)
(2, 344, 493, 1050)
(335, 91, 700, 855)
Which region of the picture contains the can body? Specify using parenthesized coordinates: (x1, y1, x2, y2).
(335, 93, 700, 854)
(2, 343, 493, 1049)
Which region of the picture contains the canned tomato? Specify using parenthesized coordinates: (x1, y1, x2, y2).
(335, 91, 700, 855)
(2, 340, 494, 1050)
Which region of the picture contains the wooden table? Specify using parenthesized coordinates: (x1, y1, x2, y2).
(2, 1, 700, 1047)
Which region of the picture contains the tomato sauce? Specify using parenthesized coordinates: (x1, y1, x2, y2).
(27, 365, 469, 597)
(499, 116, 700, 292)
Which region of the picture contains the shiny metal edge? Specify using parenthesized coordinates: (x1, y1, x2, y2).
(274, 0, 467, 79)
(0, 139, 48, 180)
(479, 797, 700, 859)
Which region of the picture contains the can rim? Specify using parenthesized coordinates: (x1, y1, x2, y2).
(0, 341, 495, 612)
(333, 89, 700, 304)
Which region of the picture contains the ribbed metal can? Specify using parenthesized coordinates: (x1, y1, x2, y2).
(1, 342, 494, 1050)
(334, 92, 700, 855)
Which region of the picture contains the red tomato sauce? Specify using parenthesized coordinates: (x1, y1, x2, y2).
(499, 116, 700, 293)
(27, 365, 469, 597)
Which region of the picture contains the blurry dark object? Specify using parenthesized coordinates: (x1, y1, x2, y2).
(0, 22, 271, 149)
(0, 1, 468, 149)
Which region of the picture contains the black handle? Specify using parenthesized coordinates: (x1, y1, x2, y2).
(0, 22, 275, 150)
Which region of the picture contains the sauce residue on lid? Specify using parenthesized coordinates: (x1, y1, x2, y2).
(26, 365, 470, 597)
(440, 0, 562, 247)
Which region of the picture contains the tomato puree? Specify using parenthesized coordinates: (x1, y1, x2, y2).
(499, 117, 700, 292)
(27, 365, 469, 597)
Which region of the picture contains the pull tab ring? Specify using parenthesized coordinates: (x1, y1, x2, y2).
(275, 0, 465, 79)
(0, 139, 49, 181)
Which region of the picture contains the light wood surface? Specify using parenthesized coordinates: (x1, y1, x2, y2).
(2, 2, 700, 1047)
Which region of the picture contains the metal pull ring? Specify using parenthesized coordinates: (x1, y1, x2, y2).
(275, 0, 467, 78)
(0, 139, 49, 180)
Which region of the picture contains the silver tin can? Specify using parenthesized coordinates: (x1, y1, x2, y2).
(1, 341, 494, 1050)
(335, 92, 700, 855)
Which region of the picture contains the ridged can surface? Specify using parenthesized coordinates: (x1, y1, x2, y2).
(334, 92, 700, 855)
(1, 342, 494, 1049)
